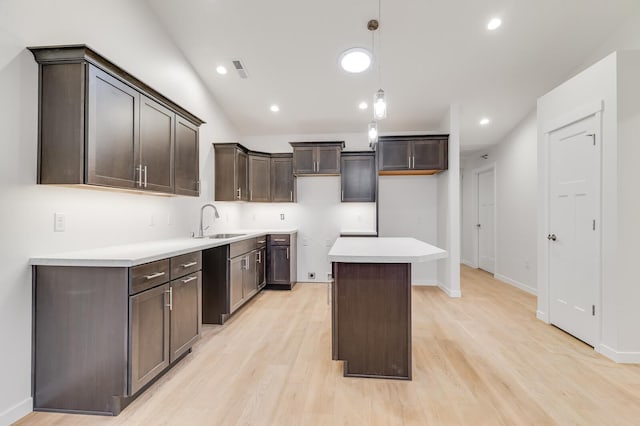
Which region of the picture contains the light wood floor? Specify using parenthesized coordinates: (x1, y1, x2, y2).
(17, 265, 640, 425)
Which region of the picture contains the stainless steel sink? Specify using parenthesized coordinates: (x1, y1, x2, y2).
(207, 233, 247, 239)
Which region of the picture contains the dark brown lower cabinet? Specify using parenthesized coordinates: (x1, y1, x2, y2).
(266, 233, 297, 290)
(33, 252, 202, 416)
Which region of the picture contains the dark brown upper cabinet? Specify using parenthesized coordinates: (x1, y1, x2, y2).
(290, 142, 344, 176)
(214, 143, 248, 201)
(29, 45, 204, 196)
(270, 154, 295, 202)
(378, 135, 448, 175)
(248, 152, 271, 202)
(174, 117, 200, 196)
(341, 152, 376, 202)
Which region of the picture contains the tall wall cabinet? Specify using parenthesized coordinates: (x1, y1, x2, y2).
(29, 45, 204, 196)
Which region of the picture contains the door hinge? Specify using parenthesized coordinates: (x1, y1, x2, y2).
(593, 219, 596, 231)
(592, 305, 596, 316)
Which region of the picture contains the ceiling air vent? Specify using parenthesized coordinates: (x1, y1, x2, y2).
(232, 59, 249, 79)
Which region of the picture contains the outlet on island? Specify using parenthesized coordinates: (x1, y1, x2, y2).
(308, 272, 315, 280)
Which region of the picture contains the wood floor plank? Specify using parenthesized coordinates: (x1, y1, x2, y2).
(16, 265, 640, 425)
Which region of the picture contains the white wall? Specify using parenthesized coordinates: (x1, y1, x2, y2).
(0, 0, 239, 423)
(461, 113, 538, 294)
(537, 51, 640, 362)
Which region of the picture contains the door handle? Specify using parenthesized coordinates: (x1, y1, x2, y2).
(136, 164, 143, 187)
(165, 287, 173, 311)
(181, 276, 198, 284)
(181, 261, 198, 268)
(144, 271, 165, 280)
(286, 247, 290, 259)
(547, 234, 557, 241)
(237, 187, 242, 200)
(290, 191, 293, 202)
(144, 165, 148, 188)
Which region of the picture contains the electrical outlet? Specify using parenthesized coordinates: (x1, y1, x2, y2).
(54, 213, 65, 232)
(308, 272, 315, 280)
(303, 237, 309, 246)
(327, 272, 333, 280)
(280, 213, 285, 221)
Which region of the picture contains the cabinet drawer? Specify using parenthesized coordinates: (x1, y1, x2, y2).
(130, 259, 170, 295)
(171, 251, 202, 280)
(268, 234, 290, 246)
(230, 238, 257, 258)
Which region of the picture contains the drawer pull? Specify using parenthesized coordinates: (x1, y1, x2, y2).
(181, 261, 198, 268)
(144, 272, 165, 280)
(181, 276, 198, 284)
(258, 240, 266, 244)
(274, 238, 287, 242)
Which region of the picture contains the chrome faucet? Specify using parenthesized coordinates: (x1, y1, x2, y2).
(197, 203, 220, 238)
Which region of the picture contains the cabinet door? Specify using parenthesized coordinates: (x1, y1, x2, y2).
(169, 272, 201, 363)
(87, 65, 139, 188)
(270, 156, 294, 202)
(140, 95, 174, 193)
(243, 252, 258, 299)
(257, 247, 266, 289)
(268, 245, 290, 285)
(230, 256, 244, 312)
(341, 154, 376, 202)
(129, 283, 170, 395)
(175, 117, 199, 196)
(378, 140, 411, 171)
(293, 146, 315, 175)
(236, 149, 249, 201)
(317, 146, 341, 175)
(412, 139, 447, 170)
(249, 155, 271, 202)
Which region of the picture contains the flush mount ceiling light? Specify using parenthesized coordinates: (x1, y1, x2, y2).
(216, 65, 228, 75)
(480, 117, 491, 126)
(270, 104, 280, 113)
(359, 101, 368, 110)
(340, 48, 372, 73)
(487, 17, 502, 30)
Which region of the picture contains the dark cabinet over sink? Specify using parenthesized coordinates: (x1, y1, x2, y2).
(29, 45, 204, 196)
(378, 135, 448, 175)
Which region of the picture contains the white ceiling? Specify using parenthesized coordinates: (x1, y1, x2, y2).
(146, 0, 638, 150)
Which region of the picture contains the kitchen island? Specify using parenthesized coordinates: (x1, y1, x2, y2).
(328, 237, 447, 380)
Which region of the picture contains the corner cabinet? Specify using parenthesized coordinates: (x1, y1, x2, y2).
(291, 142, 344, 176)
(248, 152, 271, 202)
(378, 135, 448, 175)
(341, 152, 376, 202)
(270, 154, 295, 202)
(33, 251, 202, 416)
(29, 44, 204, 196)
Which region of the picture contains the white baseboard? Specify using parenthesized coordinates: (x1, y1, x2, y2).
(461, 259, 476, 268)
(494, 273, 537, 295)
(536, 310, 549, 323)
(0, 397, 32, 425)
(437, 282, 462, 298)
(598, 344, 640, 364)
(411, 280, 438, 286)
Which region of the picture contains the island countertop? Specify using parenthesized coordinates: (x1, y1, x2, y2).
(328, 237, 447, 263)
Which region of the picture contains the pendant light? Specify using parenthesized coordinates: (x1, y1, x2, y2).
(368, 120, 378, 144)
(371, 0, 386, 121)
(373, 89, 386, 120)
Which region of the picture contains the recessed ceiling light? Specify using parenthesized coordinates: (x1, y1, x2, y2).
(339, 48, 372, 73)
(270, 104, 280, 113)
(216, 65, 227, 75)
(480, 118, 491, 126)
(487, 18, 502, 31)
(358, 102, 368, 110)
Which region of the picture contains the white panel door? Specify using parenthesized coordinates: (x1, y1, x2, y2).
(548, 114, 599, 346)
(478, 170, 495, 273)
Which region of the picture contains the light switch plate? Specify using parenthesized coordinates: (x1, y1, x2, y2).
(54, 213, 65, 232)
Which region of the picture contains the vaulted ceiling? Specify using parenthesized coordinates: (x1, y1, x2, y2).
(147, 0, 638, 150)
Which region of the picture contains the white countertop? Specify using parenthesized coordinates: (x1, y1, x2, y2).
(328, 237, 447, 263)
(30, 229, 297, 267)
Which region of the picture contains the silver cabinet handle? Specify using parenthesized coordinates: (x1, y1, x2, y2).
(256, 251, 261, 263)
(341, 190, 344, 201)
(274, 238, 286, 242)
(250, 190, 253, 201)
(181, 261, 198, 268)
(408, 156, 411, 168)
(286, 247, 289, 259)
(237, 187, 242, 199)
(181, 276, 198, 284)
(290, 191, 293, 202)
(144, 165, 148, 188)
(165, 287, 173, 311)
(137, 164, 143, 187)
(145, 271, 165, 280)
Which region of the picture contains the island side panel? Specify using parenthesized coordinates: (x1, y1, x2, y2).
(333, 262, 412, 380)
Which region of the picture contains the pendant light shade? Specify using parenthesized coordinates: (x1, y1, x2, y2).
(373, 89, 387, 120)
(368, 120, 379, 144)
